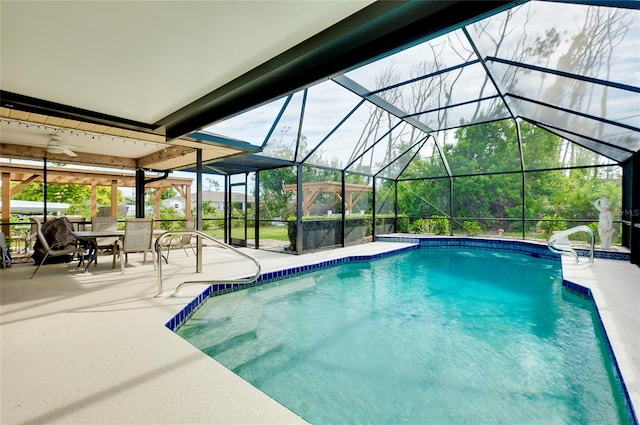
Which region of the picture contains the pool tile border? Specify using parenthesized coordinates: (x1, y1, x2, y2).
(563, 280, 638, 423)
(165, 244, 418, 332)
(376, 235, 631, 261)
(165, 237, 630, 333)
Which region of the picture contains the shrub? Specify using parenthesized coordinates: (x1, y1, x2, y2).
(430, 215, 450, 235)
(537, 215, 567, 239)
(159, 206, 185, 231)
(463, 221, 482, 236)
(396, 216, 410, 233)
(411, 218, 430, 234)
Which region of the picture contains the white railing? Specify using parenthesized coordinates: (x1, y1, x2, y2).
(155, 230, 261, 296)
(547, 225, 594, 264)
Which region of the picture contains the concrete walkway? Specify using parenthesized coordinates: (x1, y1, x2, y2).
(1, 241, 638, 424)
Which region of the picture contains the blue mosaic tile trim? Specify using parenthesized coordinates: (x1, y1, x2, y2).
(376, 235, 631, 261)
(165, 244, 418, 332)
(562, 279, 592, 299)
(377, 236, 560, 261)
(574, 248, 631, 261)
(165, 285, 212, 331)
(562, 280, 638, 424)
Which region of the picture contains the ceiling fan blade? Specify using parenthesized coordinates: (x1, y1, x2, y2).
(62, 147, 77, 157)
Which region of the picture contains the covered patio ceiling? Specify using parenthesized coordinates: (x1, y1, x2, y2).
(0, 1, 512, 172)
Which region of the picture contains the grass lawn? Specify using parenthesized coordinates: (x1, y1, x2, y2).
(203, 225, 289, 242)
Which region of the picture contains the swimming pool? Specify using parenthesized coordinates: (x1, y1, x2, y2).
(177, 248, 634, 424)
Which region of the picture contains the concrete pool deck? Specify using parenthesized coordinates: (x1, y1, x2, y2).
(1, 240, 638, 424)
(561, 255, 640, 420)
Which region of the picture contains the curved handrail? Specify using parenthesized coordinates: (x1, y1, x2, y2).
(155, 230, 261, 296)
(547, 225, 594, 265)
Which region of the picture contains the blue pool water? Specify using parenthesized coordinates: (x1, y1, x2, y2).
(177, 249, 633, 424)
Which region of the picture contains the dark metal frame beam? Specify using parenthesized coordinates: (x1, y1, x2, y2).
(158, 1, 514, 140)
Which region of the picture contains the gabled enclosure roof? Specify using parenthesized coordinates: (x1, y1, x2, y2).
(201, 0, 639, 177)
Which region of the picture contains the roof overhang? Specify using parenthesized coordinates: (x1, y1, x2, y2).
(1, 0, 514, 172)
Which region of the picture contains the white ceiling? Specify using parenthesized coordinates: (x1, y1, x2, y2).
(0, 0, 373, 124)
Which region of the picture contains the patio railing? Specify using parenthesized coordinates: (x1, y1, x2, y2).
(547, 225, 594, 265)
(155, 230, 261, 297)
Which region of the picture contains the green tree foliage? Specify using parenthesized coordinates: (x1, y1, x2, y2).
(12, 183, 125, 219)
(259, 165, 297, 220)
(394, 120, 621, 235)
(145, 188, 177, 206)
(13, 182, 89, 203)
(158, 206, 184, 231)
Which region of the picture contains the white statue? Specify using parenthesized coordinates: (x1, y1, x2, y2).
(594, 197, 615, 249)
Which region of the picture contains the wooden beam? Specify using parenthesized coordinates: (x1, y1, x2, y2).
(0, 163, 193, 187)
(283, 181, 372, 216)
(1, 143, 137, 169)
(175, 185, 187, 198)
(1, 164, 194, 223)
(11, 174, 39, 195)
(350, 191, 367, 211)
(136, 146, 195, 168)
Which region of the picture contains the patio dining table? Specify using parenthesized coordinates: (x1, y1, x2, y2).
(72, 229, 166, 272)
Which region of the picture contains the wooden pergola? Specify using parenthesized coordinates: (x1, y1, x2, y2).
(283, 181, 372, 216)
(1, 163, 192, 236)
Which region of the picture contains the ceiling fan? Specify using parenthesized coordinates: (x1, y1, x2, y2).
(47, 136, 78, 157)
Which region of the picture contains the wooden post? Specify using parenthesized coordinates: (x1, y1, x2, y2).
(155, 189, 163, 229)
(2, 172, 11, 238)
(91, 183, 98, 218)
(185, 186, 192, 218)
(111, 179, 118, 217)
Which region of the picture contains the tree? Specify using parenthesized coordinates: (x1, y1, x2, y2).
(393, 119, 621, 236)
(12, 182, 125, 219)
(259, 161, 297, 220)
(13, 182, 89, 203)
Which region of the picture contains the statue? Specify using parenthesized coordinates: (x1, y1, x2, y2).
(594, 197, 615, 249)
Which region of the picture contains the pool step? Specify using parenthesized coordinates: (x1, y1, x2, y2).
(216, 331, 286, 371)
(201, 330, 257, 357)
(192, 279, 314, 371)
(252, 276, 317, 304)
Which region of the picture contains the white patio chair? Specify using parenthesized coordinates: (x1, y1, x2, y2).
(92, 216, 118, 255)
(165, 217, 196, 262)
(112, 219, 156, 274)
(30, 218, 86, 279)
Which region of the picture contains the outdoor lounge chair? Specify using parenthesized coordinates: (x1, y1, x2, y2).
(112, 219, 156, 274)
(30, 218, 86, 279)
(165, 217, 196, 262)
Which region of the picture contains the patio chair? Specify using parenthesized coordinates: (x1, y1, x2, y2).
(30, 218, 86, 279)
(112, 219, 156, 274)
(1, 232, 11, 269)
(92, 216, 118, 255)
(165, 217, 196, 262)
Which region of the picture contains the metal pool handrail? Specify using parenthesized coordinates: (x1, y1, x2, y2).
(547, 225, 594, 265)
(155, 230, 261, 296)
